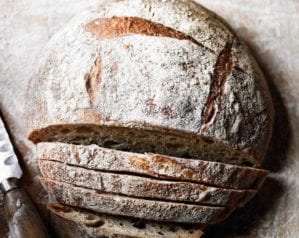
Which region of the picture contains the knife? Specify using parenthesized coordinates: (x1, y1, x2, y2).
(0, 114, 49, 238)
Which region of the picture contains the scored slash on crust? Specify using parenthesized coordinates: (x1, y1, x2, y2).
(85, 17, 214, 52)
(200, 43, 233, 132)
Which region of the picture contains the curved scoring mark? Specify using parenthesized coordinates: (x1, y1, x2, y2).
(200, 43, 233, 131)
(85, 17, 211, 51)
(85, 58, 102, 107)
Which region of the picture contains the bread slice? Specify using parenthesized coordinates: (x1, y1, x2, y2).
(29, 123, 259, 167)
(48, 203, 205, 238)
(41, 178, 231, 224)
(39, 160, 256, 207)
(37, 142, 268, 190)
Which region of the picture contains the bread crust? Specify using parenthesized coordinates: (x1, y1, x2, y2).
(28, 0, 274, 166)
(37, 142, 268, 190)
(42, 178, 231, 224)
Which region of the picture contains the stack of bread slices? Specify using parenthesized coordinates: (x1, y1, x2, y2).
(35, 143, 269, 237)
(28, 0, 273, 237)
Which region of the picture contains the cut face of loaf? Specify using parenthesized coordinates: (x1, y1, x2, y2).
(48, 203, 205, 238)
(30, 124, 256, 167)
(42, 178, 231, 224)
(37, 142, 268, 190)
(27, 0, 274, 167)
(39, 160, 256, 207)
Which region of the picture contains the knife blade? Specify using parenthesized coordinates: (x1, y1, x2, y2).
(0, 116, 22, 184)
(0, 114, 49, 238)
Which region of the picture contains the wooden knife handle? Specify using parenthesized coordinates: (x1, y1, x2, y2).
(4, 187, 49, 238)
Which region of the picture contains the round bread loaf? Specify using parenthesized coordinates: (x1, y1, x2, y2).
(28, 0, 273, 167)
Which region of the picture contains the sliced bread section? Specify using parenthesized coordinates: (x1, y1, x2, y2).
(37, 142, 268, 190)
(41, 178, 230, 224)
(39, 160, 256, 206)
(48, 203, 204, 238)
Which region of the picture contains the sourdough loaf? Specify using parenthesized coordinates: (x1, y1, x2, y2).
(28, 0, 274, 236)
(39, 160, 256, 207)
(48, 203, 204, 238)
(42, 178, 231, 224)
(37, 142, 268, 190)
(28, 0, 274, 167)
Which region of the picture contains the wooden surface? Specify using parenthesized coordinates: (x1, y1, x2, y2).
(0, 0, 298, 237)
